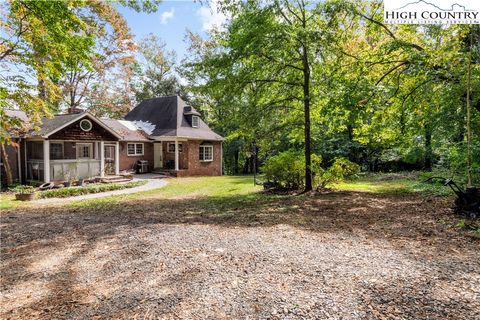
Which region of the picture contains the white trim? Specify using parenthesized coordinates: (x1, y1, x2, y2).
(17, 139, 22, 182)
(79, 119, 92, 132)
(44, 112, 122, 139)
(127, 142, 144, 156)
(76, 143, 93, 159)
(43, 140, 50, 182)
(192, 116, 199, 128)
(115, 142, 120, 175)
(100, 141, 105, 177)
(199, 144, 214, 162)
(174, 140, 179, 171)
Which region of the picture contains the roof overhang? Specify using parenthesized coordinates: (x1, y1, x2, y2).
(44, 112, 123, 140)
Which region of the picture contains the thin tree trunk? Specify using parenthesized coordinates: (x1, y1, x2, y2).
(424, 122, 433, 171)
(466, 29, 473, 187)
(234, 149, 239, 174)
(1, 144, 14, 185)
(302, 45, 312, 191)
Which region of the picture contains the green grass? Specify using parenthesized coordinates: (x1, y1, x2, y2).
(334, 173, 453, 196)
(67, 176, 264, 209)
(1, 174, 453, 211)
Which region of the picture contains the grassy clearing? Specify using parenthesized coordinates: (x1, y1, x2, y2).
(1, 174, 453, 211)
(334, 173, 453, 196)
(67, 176, 264, 209)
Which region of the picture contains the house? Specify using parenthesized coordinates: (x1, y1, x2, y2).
(1, 96, 224, 185)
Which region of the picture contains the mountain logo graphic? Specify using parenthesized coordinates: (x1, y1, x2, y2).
(394, 0, 475, 12)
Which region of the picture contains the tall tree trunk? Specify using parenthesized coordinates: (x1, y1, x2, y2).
(302, 45, 312, 192)
(234, 149, 239, 174)
(1, 144, 14, 186)
(466, 29, 473, 187)
(424, 122, 433, 171)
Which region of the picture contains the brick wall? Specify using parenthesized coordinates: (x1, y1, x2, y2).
(162, 141, 189, 169)
(119, 141, 154, 172)
(184, 140, 222, 176)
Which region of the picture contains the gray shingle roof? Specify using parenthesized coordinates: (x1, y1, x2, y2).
(124, 96, 224, 141)
(101, 119, 151, 141)
(26, 113, 85, 137)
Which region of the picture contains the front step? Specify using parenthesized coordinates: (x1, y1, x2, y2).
(98, 175, 133, 184)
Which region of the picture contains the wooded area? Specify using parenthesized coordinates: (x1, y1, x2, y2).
(1, 0, 479, 192)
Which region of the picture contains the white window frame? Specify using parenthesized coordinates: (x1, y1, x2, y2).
(192, 116, 199, 128)
(199, 145, 213, 162)
(167, 142, 182, 153)
(127, 143, 144, 156)
(79, 119, 92, 132)
(76, 143, 93, 159)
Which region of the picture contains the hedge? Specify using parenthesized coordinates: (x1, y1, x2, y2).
(38, 180, 148, 199)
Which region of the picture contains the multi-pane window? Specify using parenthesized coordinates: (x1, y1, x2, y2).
(77, 143, 92, 159)
(192, 116, 199, 128)
(199, 145, 213, 161)
(167, 143, 183, 153)
(127, 143, 144, 156)
(50, 143, 63, 160)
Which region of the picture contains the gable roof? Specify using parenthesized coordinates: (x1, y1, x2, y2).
(124, 96, 224, 141)
(26, 112, 122, 139)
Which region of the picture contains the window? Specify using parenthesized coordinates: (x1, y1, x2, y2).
(79, 119, 92, 132)
(50, 143, 63, 160)
(76, 143, 92, 159)
(127, 143, 144, 156)
(199, 145, 213, 162)
(167, 143, 183, 153)
(192, 116, 199, 128)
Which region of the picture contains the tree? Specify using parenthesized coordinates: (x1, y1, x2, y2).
(131, 34, 182, 103)
(0, 0, 161, 184)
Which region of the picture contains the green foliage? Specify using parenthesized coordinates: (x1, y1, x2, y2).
(262, 150, 359, 190)
(263, 150, 321, 189)
(316, 157, 361, 188)
(38, 180, 146, 199)
(9, 185, 35, 194)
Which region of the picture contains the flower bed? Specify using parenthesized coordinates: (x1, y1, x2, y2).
(38, 180, 148, 199)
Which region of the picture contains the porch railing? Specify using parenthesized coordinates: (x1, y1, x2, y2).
(50, 159, 101, 181)
(27, 159, 101, 181)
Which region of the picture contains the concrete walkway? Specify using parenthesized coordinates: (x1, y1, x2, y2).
(33, 174, 169, 205)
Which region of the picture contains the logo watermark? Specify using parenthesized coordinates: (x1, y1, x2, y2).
(384, 0, 480, 24)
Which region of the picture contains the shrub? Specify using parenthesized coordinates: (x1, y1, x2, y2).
(38, 180, 147, 199)
(315, 157, 360, 188)
(262, 150, 322, 189)
(10, 185, 36, 194)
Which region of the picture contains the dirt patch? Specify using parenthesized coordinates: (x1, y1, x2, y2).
(1, 191, 479, 319)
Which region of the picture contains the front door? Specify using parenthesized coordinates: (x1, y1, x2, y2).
(104, 145, 116, 175)
(154, 143, 163, 169)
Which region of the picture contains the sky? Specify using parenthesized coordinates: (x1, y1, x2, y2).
(117, 0, 227, 61)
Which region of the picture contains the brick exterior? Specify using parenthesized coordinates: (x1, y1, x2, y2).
(119, 142, 154, 172)
(185, 140, 222, 176)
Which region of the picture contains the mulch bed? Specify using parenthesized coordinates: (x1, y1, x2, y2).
(1, 191, 479, 319)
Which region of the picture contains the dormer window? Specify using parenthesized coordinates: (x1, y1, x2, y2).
(192, 116, 199, 128)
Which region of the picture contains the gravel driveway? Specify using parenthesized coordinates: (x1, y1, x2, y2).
(1, 190, 479, 319)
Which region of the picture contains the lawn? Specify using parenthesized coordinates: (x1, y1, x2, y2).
(1, 175, 478, 319)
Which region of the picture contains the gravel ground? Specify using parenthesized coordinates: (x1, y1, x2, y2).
(1, 190, 479, 319)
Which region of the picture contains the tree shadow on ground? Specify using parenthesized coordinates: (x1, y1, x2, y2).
(1, 189, 478, 319)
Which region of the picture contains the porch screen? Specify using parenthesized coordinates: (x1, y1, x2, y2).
(50, 143, 63, 159)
